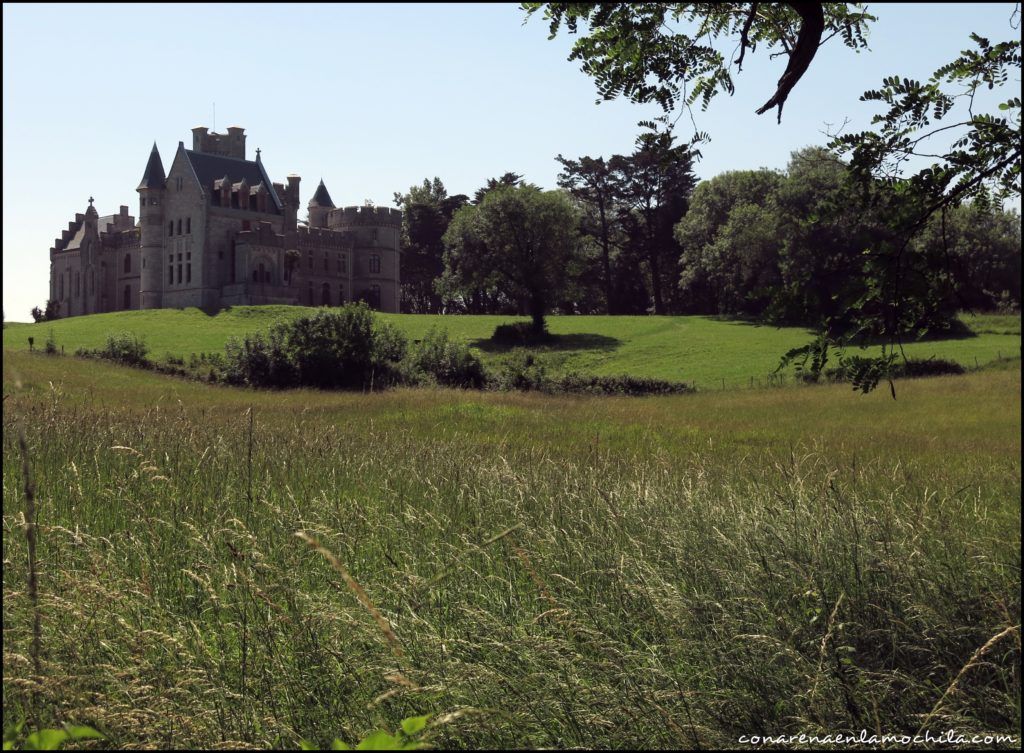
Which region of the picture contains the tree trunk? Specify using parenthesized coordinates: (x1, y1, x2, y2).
(648, 225, 664, 315)
(529, 293, 547, 335)
(599, 202, 614, 314)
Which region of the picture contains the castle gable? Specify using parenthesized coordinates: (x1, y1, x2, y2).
(185, 150, 282, 212)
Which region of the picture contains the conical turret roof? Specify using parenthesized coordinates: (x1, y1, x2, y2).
(309, 179, 335, 208)
(137, 142, 166, 190)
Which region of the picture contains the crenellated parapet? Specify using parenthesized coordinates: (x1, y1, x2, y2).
(328, 205, 402, 229)
(296, 225, 354, 249)
(236, 220, 284, 247)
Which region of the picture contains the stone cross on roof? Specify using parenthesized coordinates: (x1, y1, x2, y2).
(88, 196, 94, 206)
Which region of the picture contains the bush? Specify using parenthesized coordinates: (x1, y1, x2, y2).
(824, 355, 966, 384)
(44, 330, 59, 356)
(546, 373, 694, 396)
(75, 333, 150, 367)
(489, 350, 549, 391)
(409, 328, 487, 388)
(487, 351, 693, 395)
(898, 357, 965, 378)
(490, 321, 553, 347)
(223, 303, 409, 390)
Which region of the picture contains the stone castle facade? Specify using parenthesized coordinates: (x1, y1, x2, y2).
(49, 126, 401, 317)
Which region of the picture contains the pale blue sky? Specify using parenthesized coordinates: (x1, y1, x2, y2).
(3, 2, 1020, 321)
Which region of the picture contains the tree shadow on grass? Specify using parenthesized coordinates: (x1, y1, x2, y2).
(469, 332, 622, 354)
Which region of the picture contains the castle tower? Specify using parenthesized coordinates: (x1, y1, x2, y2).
(327, 205, 403, 311)
(307, 179, 335, 228)
(136, 142, 166, 309)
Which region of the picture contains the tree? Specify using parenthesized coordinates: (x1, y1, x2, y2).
(473, 172, 525, 204)
(29, 300, 59, 323)
(522, 3, 875, 122)
(614, 128, 698, 314)
(283, 249, 301, 285)
(439, 185, 582, 334)
(393, 178, 469, 313)
(555, 154, 626, 312)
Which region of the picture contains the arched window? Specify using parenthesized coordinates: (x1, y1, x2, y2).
(321, 282, 331, 306)
(124, 253, 131, 274)
(369, 254, 381, 274)
(123, 285, 131, 309)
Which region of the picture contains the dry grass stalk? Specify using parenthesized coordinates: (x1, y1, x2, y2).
(916, 623, 1021, 735)
(295, 531, 404, 657)
(18, 431, 42, 692)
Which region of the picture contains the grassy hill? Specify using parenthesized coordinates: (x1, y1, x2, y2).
(3, 306, 1020, 388)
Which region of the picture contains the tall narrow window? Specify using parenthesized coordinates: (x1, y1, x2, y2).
(307, 251, 313, 270)
(124, 253, 131, 274)
(369, 284, 381, 309)
(321, 282, 331, 306)
(186, 217, 191, 234)
(186, 263, 191, 283)
(369, 254, 381, 274)
(124, 285, 131, 309)
(177, 218, 182, 235)
(168, 221, 173, 237)
(168, 262, 173, 285)
(60, 274, 64, 300)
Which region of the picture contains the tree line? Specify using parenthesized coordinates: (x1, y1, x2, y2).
(393, 137, 1020, 335)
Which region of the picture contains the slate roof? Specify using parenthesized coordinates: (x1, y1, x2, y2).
(310, 180, 335, 207)
(137, 143, 166, 190)
(184, 150, 282, 212)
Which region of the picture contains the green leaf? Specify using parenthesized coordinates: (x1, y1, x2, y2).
(63, 726, 104, 741)
(300, 740, 319, 750)
(331, 740, 352, 750)
(24, 730, 69, 751)
(399, 716, 430, 737)
(355, 731, 403, 750)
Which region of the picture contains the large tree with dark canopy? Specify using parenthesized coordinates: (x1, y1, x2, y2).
(439, 185, 582, 334)
(393, 178, 469, 313)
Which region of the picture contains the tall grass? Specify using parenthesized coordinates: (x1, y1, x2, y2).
(2, 351, 1020, 748)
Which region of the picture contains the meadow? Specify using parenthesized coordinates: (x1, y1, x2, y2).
(2, 342, 1020, 749)
(4, 308, 1020, 388)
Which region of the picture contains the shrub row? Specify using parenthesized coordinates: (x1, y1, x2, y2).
(60, 308, 967, 397)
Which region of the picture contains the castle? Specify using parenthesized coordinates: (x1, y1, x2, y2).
(48, 126, 401, 317)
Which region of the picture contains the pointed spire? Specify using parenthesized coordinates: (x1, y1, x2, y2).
(137, 142, 166, 190)
(309, 178, 335, 208)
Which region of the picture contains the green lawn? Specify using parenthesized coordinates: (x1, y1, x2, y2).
(4, 307, 1020, 387)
